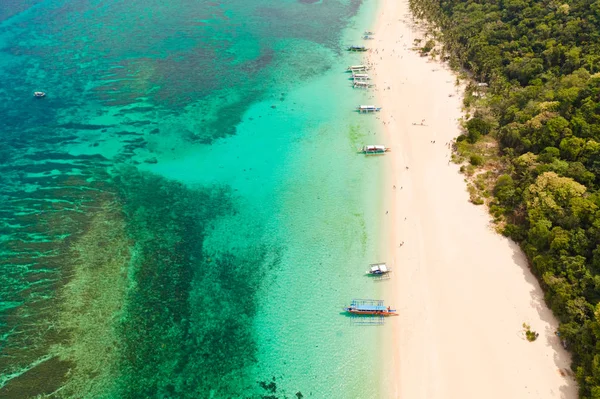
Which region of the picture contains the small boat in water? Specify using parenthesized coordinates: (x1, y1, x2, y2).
(363, 35, 375, 40)
(364, 31, 375, 35)
(353, 81, 374, 89)
(347, 45, 368, 52)
(347, 65, 369, 72)
(360, 145, 390, 155)
(344, 299, 397, 316)
(33, 91, 46, 98)
(366, 263, 391, 275)
(352, 73, 370, 80)
(357, 105, 381, 113)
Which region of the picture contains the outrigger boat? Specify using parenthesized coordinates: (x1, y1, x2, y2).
(351, 73, 370, 80)
(363, 35, 375, 40)
(347, 65, 369, 72)
(360, 145, 390, 155)
(364, 31, 375, 35)
(357, 105, 381, 113)
(353, 81, 375, 89)
(347, 45, 368, 52)
(33, 91, 46, 98)
(366, 263, 391, 275)
(344, 299, 397, 316)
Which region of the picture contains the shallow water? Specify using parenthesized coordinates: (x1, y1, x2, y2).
(0, 0, 389, 397)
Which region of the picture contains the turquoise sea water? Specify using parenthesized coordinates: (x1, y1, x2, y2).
(0, 0, 388, 397)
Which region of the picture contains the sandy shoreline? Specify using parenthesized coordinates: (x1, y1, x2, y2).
(366, 0, 578, 397)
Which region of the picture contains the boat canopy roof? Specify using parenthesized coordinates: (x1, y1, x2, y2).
(349, 299, 387, 311)
(371, 263, 388, 272)
(355, 304, 387, 311)
(349, 65, 367, 69)
(359, 105, 378, 109)
(365, 145, 386, 151)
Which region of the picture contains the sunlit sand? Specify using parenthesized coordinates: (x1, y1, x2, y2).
(370, 0, 578, 397)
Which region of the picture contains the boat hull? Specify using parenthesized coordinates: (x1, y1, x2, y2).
(344, 308, 398, 316)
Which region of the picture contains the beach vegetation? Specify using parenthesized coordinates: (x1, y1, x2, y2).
(469, 154, 484, 166)
(467, 183, 484, 205)
(523, 323, 539, 342)
(409, 0, 600, 394)
(420, 39, 436, 56)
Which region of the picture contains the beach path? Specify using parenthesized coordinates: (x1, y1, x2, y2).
(370, 0, 579, 397)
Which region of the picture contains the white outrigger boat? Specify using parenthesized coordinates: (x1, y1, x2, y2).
(352, 73, 370, 80)
(357, 105, 381, 113)
(360, 145, 390, 155)
(366, 263, 391, 276)
(353, 81, 375, 89)
(33, 91, 46, 98)
(347, 65, 369, 72)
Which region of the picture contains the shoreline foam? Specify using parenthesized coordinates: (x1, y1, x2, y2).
(368, 0, 578, 397)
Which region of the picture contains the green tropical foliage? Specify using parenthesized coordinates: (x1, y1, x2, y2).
(408, 0, 600, 396)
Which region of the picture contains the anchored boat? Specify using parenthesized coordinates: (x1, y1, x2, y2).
(33, 91, 46, 98)
(366, 263, 391, 275)
(363, 35, 375, 40)
(344, 299, 397, 316)
(357, 105, 381, 113)
(364, 31, 375, 35)
(353, 81, 374, 89)
(347, 45, 368, 52)
(347, 65, 369, 72)
(360, 145, 390, 155)
(351, 73, 370, 80)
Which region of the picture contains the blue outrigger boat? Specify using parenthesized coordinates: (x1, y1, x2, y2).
(344, 299, 397, 316)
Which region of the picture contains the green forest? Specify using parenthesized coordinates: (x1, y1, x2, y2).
(408, 0, 600, 397)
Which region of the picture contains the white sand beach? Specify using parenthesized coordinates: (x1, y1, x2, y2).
(367, 0, 579, 397)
